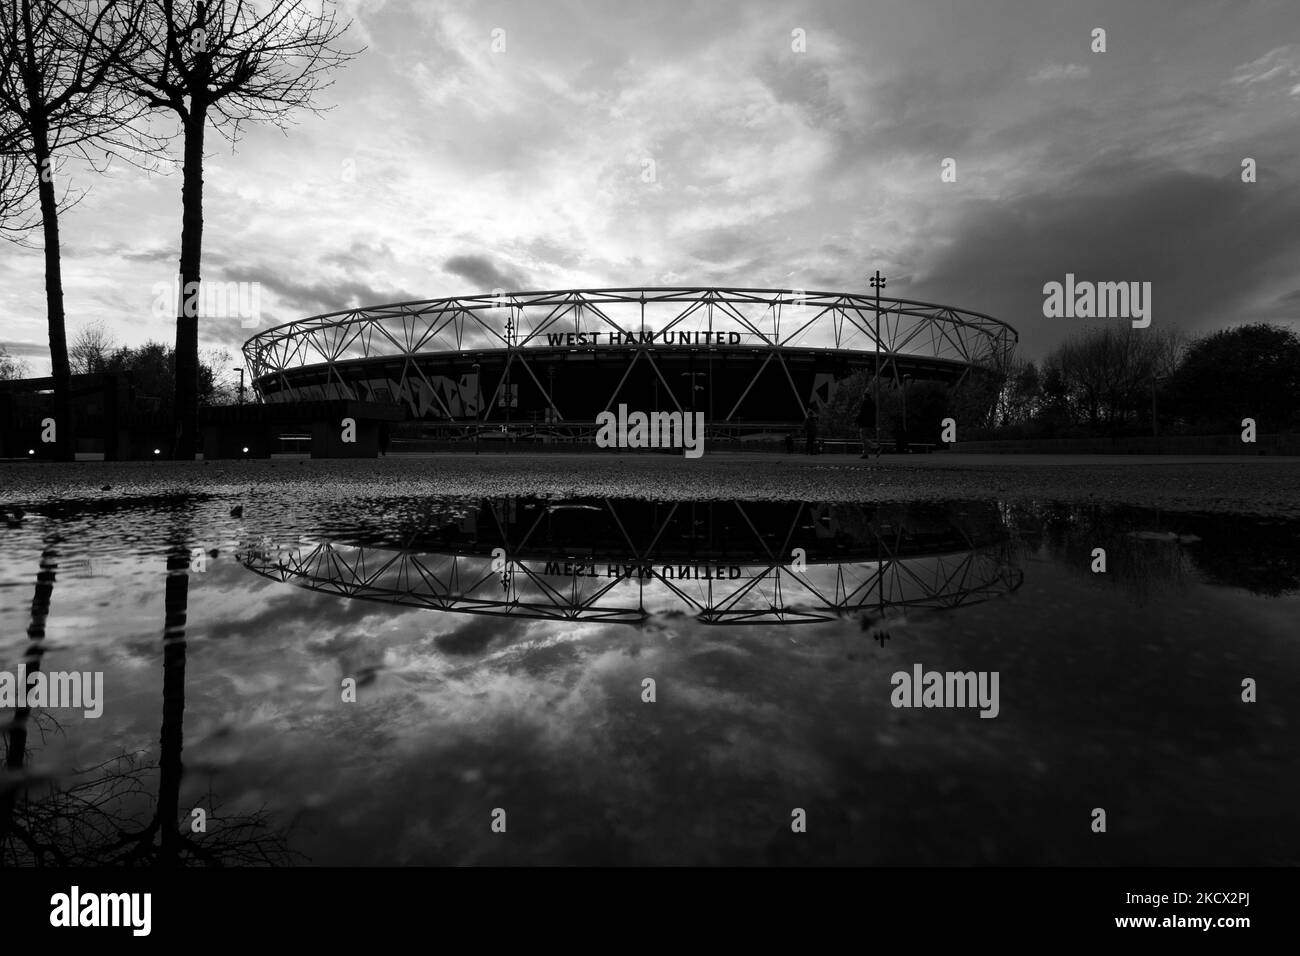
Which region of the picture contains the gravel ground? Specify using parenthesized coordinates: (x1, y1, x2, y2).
(2, 452, 1298, 514)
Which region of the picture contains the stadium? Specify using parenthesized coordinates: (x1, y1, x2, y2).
(240, 287, 1018, 439)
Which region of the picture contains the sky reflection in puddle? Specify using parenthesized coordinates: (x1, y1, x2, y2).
(1, 494, 1296, 865)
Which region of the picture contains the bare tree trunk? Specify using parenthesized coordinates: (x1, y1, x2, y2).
(30, 118, 74, 461)
(172, 108, 205, 459)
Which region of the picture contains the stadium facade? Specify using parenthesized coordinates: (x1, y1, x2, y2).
(241, 288, 1017, 433)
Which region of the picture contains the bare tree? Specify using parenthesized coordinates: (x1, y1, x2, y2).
(0, 343, 30, 379)
(996, 357, 1040, 429)
(69, 318, 117, 373)
(1044, 324, 1188, 432)
(113, 0, 358, 458)
(200, 344, 237, 403)
(0, 0, 147, 459)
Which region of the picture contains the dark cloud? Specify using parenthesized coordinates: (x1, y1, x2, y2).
(202, 318, 281, 353)
(194, 566, 407, 647)
(917, 158, 1300, 357)
(236, 267, 421, 317)
(433, 615, 502, 656)
(183, 266, 421, 352)
(64, 241, 234, 270)
(443, 254, 527, 293)
(119, 244, 180, 264)
(853, 61, 1008, 153)
(755, 54, 844, 130)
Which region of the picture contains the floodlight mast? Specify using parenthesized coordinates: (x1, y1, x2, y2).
(869, 271, 887, 459)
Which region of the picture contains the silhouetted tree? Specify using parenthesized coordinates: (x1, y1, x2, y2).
(992, 358, 1040, 429)
(1168, 324, 1300, 431)
(0, 0, 146, 459)
(112, 0, 358, 458)
(0, 343, 30, 379)
(1039, 324, 1185, 435)
(68, 319, 117, 373)
(100, 340, 225, 407)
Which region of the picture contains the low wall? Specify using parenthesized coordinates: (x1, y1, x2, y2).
(951, 433, 1300, 455)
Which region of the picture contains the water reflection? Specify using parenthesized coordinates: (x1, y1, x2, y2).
(1, 514, 293, 867)
(0, 542, 57, 860)
(1007, 502, 1300, 599)
(1, 488, 1298, 866)
(239, 499, 1026, 625)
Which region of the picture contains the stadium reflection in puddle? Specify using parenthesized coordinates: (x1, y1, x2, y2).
(2, 495, 1298, 866)
(238, 498, 1025, 626)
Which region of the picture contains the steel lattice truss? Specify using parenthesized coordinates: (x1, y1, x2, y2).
(239, 499, 1024, 625)
(241, 287, 1018, 415)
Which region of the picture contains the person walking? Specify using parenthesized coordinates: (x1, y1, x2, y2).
(856, 386, 877, 458)
(804, 404, 820, 455)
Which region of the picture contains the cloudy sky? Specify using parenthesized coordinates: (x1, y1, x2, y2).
(2, 0, 1299, 374)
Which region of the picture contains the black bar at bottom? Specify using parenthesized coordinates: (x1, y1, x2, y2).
(2, 866, 1282, 943)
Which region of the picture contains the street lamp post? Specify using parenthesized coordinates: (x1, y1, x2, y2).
(1151, 374, 1169, 440)
(472, 362, 481, 455)
(234, 367, 245, 405)
(504, 316, 514, 439)
(902, 373, 913, 452)
(868, 270, 887, 459)
(1152, 379, 1158, 439)
(681, 372, 706, 414)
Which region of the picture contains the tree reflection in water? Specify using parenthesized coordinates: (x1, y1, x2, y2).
(1, 527, 295, 867)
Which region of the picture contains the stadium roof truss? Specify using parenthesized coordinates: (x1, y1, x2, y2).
(241, 288, 1018, 423)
